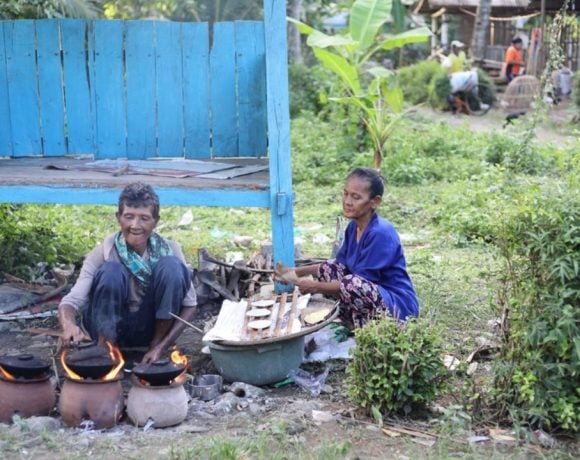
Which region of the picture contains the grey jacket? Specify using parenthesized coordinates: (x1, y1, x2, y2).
(60, 233, 197, 313)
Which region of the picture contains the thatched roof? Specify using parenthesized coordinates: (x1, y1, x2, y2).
(426, 0, 529, 9)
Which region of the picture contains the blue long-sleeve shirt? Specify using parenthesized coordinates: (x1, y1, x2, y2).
(335, 213, 419, 321)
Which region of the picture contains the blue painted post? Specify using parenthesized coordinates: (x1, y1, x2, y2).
(156, 22, 185, 157)
(210, 22, 237, 157)
(36, 21, 66, 156)
(93, 21, 127, 158)
(4, 21, 42, 157)
(125, 21, 156, 159)
(0, 22, 13, 157)
(235, 21, 268, 158)
(60, 20, 94, 155)
(263, 0, 295, 289)
(182, 22, 210, 159)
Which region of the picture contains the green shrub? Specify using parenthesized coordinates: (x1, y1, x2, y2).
(573, 71, 580, 112)
(428, 70, 452, 109)
(289, 63, 328, 117)
(291, 112, 368, 186)
(0, 204, 103, 278)
(397, 60, 442, 105)
(346, 317, 447, 416)
(493, 189, 580, 432)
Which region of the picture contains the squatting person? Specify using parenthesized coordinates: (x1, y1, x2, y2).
(58, 182, 196, 363)
(275, 168, 418, 327)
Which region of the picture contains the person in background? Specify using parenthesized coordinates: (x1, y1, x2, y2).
(504, 37, 525, 82)
(448, 40, 467, 73)
(58, 182, 197, 363)
(275, 168, 419, 328)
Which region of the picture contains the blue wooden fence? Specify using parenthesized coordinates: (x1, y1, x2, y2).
(0, 19, 268, 159)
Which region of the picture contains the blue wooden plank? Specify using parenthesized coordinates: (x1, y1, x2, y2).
(156, 21, 184, 157)
(0, 186, 270, 207)
(210, 22, 237, 157)
(4, 20, 42, 157)
(36, 21, 66, 156)
(182, 22, 210, 159)
(93, 20, 126, 158)
(235, 21, 267, 158)
(0, 22, 14, 157)
(60, 19, 94, 155)
(264, 0, 295, 283)
(125, 21, 156, 159)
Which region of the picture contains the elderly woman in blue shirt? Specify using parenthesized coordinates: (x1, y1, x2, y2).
(277, 168, 418, 328)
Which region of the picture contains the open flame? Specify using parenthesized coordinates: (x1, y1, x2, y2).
(170, 349, 188, 367)
(0, 365, 16, 381)
(60, 342, 125, 381)
(103, 342, 125, 381)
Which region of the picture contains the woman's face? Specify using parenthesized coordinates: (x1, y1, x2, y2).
(342, 176, 381, 221)
(116, 204, 158, 254)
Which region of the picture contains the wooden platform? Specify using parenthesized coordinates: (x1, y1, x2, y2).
(0, 157, 271, 207)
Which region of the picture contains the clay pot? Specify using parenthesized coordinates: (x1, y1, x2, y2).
(0, 377, 56, 423)
(59, 378, 124, 429)
(127, 377, 188, 428)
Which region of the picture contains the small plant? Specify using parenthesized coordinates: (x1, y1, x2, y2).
(493, 189, 580, 432)
(398, 59, 444, 105)
(573, 71, 580, 115)
(346, 316, 447, 416)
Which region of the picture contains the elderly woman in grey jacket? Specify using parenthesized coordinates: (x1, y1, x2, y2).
(58, 182, 196, 363)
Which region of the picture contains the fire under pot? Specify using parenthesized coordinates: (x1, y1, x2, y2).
(59, 343, 125, 429)
(127, 353, 189, 427)
(0, 354, 56, 423)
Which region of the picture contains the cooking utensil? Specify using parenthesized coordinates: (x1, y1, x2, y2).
(64, 345, 114, 380)
(132, 359, 185, 386)
(0, 354, 51, 379)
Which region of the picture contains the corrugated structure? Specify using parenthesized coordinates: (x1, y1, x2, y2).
(0, 0, 296, 274)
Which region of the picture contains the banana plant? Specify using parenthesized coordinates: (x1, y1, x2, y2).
(289, 0, 430, 169)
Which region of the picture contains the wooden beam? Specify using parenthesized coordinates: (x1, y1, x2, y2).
(263, 0, 295, 291)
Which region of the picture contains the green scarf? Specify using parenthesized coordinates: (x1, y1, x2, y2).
(114, 232, 173, 287)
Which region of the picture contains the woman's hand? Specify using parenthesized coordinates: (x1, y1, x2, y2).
(274, 262, 299, 284)
(295, 277, 320, 295)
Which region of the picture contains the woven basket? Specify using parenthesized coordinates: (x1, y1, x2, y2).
(502, 76, 541, 110)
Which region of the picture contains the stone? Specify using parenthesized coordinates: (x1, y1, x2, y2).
(311, 410, 335, 423)
(286, 420, 306, 435)
(228, 382, 266, 399)
(211, 392, 243, 415)
(320, 384, 334, 394)
(25, 416, 61, 433)
(175, 424, 210, 434)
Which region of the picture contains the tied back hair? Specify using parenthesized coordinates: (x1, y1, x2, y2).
(118, 182, 161, 220)
(348, 168, 385, 198)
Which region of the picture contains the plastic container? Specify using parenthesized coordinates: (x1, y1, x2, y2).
(208, 335, 304, 386)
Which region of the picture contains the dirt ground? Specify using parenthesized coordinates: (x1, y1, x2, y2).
(0, 103, 578, 458)
(1, 305, 578, 459)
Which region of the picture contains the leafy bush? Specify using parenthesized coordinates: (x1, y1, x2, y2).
(288, 63, 328, 117)
(0, 204, 100, 278)
(346, 317, 447, 415)
(428, 70, 452, 109)
(397, 60, 442, 105)
(291, 112, 368, 186)
(573, 71, 580, 112)
(493, 189, 580, 432)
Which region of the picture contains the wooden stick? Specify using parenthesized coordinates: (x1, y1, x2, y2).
(273, 292, 287, 337)
(26, 327, 65, 338)
(169, 313, 204, 334)
(285, 288, 299, 335)
(243, 298, 253, 341)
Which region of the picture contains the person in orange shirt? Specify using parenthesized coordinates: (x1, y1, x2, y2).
(505, 37, 525, 82)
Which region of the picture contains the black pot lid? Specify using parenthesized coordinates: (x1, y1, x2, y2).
(0, 354, 51, 378)
(133, 359, 185, 384)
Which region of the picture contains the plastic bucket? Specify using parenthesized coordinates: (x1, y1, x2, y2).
(208, 336, 304, 386)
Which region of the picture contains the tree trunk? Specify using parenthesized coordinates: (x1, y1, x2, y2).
(287, 0, 303, 64)
(471, 0, 492, 62)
